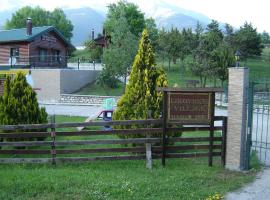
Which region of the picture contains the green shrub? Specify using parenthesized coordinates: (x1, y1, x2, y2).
(0, 72, 48, 141)
(113, 29, 168, 139)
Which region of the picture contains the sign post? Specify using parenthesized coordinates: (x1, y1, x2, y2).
(159, 88, 223, 167)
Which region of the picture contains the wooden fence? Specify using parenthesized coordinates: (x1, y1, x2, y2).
(0, 117, 227, 168)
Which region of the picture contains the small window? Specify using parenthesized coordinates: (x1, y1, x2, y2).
(52, 50, 60, 62)
(10, 48, 19, 58)
(39, 49, 48, 62)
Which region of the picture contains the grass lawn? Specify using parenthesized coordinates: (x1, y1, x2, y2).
(73, 50, 269, 96)
(54, 115, 87, 132)
(0, 115, 262, 199)
(247, 58, 270, 81)
(73, 81, 125, 96)
(0, 156, 260, 200)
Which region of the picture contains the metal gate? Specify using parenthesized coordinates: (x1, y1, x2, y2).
(248, 80, 270, 166)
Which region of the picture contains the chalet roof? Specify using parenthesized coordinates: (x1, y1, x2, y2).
(0, 26, 74, 49)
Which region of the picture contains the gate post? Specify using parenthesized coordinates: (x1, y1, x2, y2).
(226, 67, 249, 171)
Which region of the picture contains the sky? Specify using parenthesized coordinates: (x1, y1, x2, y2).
(0, 0, 269, 32)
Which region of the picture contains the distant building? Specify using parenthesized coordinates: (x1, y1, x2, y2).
(0, 18, 75, 68)
(93, 29, 110, 48)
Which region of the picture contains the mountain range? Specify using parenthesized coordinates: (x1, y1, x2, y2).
(0, 4, 215, 46)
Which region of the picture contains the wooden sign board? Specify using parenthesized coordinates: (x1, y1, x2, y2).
(167, 92, 213, 124)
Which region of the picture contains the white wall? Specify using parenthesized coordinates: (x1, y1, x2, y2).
(31, 69, 100, 103)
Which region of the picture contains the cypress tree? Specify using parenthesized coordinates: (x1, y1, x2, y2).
(113, 29, 167, 136)
(0, 72, 47, 126)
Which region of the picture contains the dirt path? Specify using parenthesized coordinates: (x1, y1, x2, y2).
(226, 167, 270, 200)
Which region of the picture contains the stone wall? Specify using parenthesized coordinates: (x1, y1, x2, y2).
(31, 69, 100, 103)
(60, 94, 120, 105)
(60, 70, 100, 94)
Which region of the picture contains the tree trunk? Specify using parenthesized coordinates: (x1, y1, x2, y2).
(221, 80, 224, 88)
(203, 77, 207, 88)
(162, 55, 165, 65)
(168, 59, 171, 71)
(200, 76, 203, 87)
(173, 57, 177, 64)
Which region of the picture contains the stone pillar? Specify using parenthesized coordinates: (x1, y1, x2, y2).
(226, 67, 249, 171)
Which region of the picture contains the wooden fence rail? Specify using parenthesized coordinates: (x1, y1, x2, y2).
(0, 116, 227, 168)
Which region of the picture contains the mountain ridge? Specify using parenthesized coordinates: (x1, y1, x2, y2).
(0, 5, 218, 46)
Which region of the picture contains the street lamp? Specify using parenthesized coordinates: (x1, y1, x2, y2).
(235, 50, 241, 67)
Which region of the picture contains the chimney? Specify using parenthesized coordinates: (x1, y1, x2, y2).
(26, 18, 32, 36)
(91, 28, 94, 40)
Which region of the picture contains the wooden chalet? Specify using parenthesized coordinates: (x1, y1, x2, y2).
(0, 18, 75, 68)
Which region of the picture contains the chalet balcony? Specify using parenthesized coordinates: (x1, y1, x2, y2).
(0, 56, 103, 70)
(8, 55, 68, 69)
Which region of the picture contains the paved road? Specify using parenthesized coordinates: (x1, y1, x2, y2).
(41, 104, 227, 119)
(226, 168, 270, 200)
(40, 104, 103, 117)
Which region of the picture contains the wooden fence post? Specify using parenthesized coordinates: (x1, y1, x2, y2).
(221, 116, 227, 166)
(162, 91, 168, 167)
(146, 110, 152, 169)
(208, 92, 215, 167)
(50, 115, 56, 165)
(146, 143, 152, 169)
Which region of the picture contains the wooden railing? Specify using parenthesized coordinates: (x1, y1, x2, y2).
(0, 117, 227, 168)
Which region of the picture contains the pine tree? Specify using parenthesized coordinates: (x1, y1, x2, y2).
(0, 72, 47, 126)
(113, 29, 167, 137)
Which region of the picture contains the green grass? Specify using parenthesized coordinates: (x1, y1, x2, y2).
(72, 49, 270, 96)
(0, 115, 262, 199)
(247, 58, 270, 80)
(54, 115, 87, 132)
(55, 115, 86, 124)
(0, 156, 260, 200)
(73, 81, 125, 96)
(69, 49, 91, 62)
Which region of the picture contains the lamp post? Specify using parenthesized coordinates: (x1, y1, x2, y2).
(235, 50, 241, 67)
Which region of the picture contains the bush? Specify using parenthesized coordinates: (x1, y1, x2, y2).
(113, 29, 168, 139)
(0, 72, 48, 141)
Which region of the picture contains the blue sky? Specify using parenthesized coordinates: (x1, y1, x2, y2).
(1, 0, 269, 32)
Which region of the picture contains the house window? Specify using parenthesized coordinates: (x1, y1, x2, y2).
(39, 49, 48, 62)
(10, 48, 19, 58)
(52, 50, 60, 62)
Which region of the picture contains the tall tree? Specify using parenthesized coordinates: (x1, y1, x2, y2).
(104, 0, 145, 37)
(224, 23, 235, 48)
(260, 31, 270, 44)
(48, 8, 74, 41)
(113, 29, 167, 135)
(194, 21, 204, 47)
(160, 28, 183, 69)
(234, 22, 263, 58)
(145, 17, 159, 51)
(83, 40, 103, 61)
(191, 20, 224, 86)
(157, 28, 168, 65)
(100, 14, 138, 88)
(210, 43, 235, 86)
(181, 28, 195, 60)
(5, 6, 73, 41)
